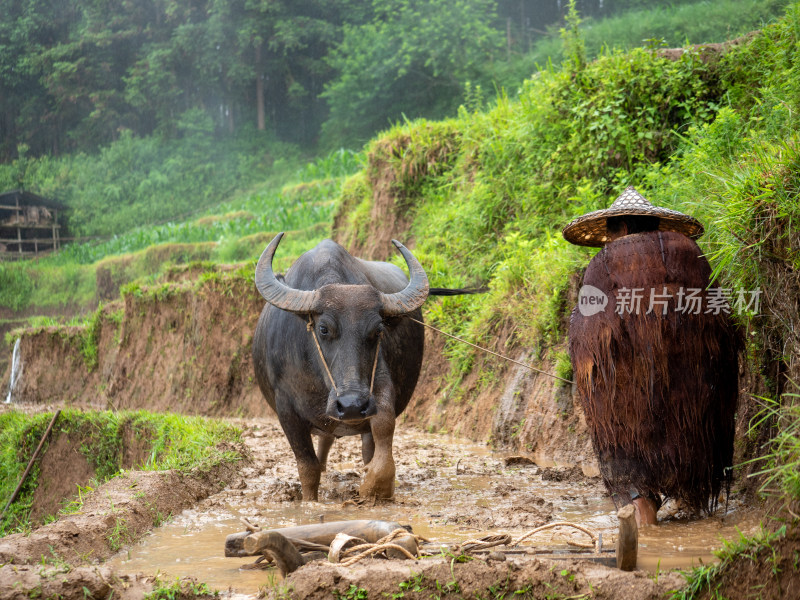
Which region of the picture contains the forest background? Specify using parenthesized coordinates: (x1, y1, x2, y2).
(4, 0, 772, 160)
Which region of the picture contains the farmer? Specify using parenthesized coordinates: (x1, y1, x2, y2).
(562, 187, 741, 526)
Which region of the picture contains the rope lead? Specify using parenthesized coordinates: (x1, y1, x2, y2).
(307, 316, 383, 397)
(407, 317, 575, 385)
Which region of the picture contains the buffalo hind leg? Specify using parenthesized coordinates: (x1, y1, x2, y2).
(361, 431, 375, 466)
(360, 412, 395, 499)
(316, 433, 335, 471)
(276, 403, 321, 501)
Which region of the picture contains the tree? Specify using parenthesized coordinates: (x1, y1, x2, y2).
(0, 0, 83, 158)
(321, 0, 504, 149)
(124, 0, 358, 145)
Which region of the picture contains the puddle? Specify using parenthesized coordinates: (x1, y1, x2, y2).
(637, 509, 762, 571)
(106, 423, 761, 597)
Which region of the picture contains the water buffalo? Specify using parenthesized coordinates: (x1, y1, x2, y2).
(252, 233, 428, 501)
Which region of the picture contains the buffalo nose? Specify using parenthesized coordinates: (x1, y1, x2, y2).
(331, 394, 375, 421)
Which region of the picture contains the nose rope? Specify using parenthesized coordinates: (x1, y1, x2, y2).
(306, 316, 383, 398)
(369, 334, 382, 395)
(307, 317, 339, 396)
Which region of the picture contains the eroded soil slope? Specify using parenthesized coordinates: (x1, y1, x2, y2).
(3, 270, 268, 418)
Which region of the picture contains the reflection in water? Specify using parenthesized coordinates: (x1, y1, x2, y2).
(106, 430, 761, 598)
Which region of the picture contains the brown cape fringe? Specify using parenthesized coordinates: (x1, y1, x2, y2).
(569, 231, 742, 514)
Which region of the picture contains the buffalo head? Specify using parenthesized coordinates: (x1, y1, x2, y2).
(254, 232, 429, 425)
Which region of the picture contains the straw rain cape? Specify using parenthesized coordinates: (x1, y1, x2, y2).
(566, 191, 741, 515)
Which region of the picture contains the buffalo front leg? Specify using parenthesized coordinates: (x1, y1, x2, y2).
(276, 403, 321, 501)
(359, 411, 395, 499)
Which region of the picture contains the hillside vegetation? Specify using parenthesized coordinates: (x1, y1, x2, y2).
(326, 3, 800, 596)
(0, 0, 786, 317)
(339, 2, 800, 397)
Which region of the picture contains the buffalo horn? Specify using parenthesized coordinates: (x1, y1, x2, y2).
(255, 232, 318, 313)
(380, 239, 430, 316)
(255, 234, 429, 316)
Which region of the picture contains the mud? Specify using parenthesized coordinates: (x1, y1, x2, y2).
(97, 416, 757, 599)
(0, 398, 769, 600)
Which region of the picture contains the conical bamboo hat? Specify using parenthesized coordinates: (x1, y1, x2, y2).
(562, 186, 704, 247)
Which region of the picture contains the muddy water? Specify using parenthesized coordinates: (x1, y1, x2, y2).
(106, 421, 761, 597)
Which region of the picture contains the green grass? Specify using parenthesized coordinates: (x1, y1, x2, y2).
(748, 388, 800, 504)
(0, 129, 300, 240)
(508, 0, 788, 76)
(42, 146, 361, 265)
(0, 409, 243, 537)
(0, 148, 362, 314)
(144, 577, 217, 600)
(673, 524, 788, 600)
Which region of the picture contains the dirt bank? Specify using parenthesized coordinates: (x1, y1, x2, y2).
(281, 556, 684, 600)
(27, 417, 153, 525)
(0, 403, 246, 598)
(0, 447, 245, 567)
(0, 564, 212, 600)
(407, 329, 595, 469)
(699, 517, 800, 600)
(2, 267, 269, 418)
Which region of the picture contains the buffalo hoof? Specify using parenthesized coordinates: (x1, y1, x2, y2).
(359, 477, 394, 500)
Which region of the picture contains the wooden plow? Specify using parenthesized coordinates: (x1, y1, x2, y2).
(224, 506, 638, 576)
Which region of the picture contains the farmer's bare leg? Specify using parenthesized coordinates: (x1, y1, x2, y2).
(633, 496, 659, 526)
